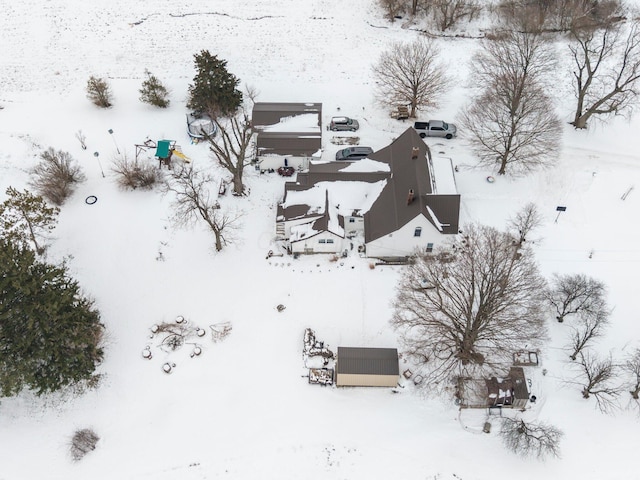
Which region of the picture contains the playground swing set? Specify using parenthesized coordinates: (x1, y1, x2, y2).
(134, 138, 191, 169)
(131, 112, 218, 169)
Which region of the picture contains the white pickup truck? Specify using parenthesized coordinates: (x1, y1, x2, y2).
(413, 120, 457, 139)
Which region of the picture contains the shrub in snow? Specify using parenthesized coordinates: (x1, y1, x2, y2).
(86, 75, 112, 108)
(111, 154, 162, 190)
(30, 148, 85, 206)
(70, 428, 100, 461)
(139, 69, 170, 108)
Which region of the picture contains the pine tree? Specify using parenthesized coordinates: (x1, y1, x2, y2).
(0, 238, 104, 396)
(187, 50, 242, 117)
(0, 187, 59, 254)
(139, 69, 170, 108)
(86, 76, 112, 108)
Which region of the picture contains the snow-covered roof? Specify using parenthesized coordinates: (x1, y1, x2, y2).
(282, 180, 387, 218)
(431, 156, 458, 194)
(261, 113, 321, 133)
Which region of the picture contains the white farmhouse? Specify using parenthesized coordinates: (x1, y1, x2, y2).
(276, 127, 461, 259)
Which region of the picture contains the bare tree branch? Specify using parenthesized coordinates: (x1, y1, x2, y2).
(430, 0, 480, 31)
(578, 351, 621, 414)
(500, 417, 563, 459)
(567, 310, 609, 360)
(545, 273, 608, 322)
(570, 18, 640, 128)
(622, 347, 640, 400)
(204, 111, 254, 196)
(391, 224, 547, 387)
(372, 38, 451, 118)
(507, 202, 543, 248)
(461, 31, 561, 175)
(164, 165, 241, 251)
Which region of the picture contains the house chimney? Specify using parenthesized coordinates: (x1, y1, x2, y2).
(411, 147, 419, 159)
(407, 189, 415, 205)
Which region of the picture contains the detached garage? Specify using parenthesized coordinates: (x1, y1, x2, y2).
(336, 347, 399, 387)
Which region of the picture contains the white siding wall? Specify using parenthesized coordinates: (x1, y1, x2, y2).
(336, 373, 399, 387)
(365, 214, 443, 258)
(291, 231, 344, 254)
(344, 216, 365, 237)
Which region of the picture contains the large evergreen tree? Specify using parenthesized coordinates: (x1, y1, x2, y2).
(0, 187, 59, 254)
(187, 50, 242, 118)
(0, 239, 104, 396)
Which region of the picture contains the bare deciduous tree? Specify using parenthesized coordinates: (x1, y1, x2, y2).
(205, 111, 254, 196)
(622, 348, 640, 400)
(500, 417, 563, 459)
(461, 31, 561, 175)
(570, 19, 640, 129)
(431, 0, 480, 31)
(507, 202, 543, 248)
(378, 0, 407, 20)
(545, 273, 607, 322)
(164, 165, 241, 251)
(391, 224, 547, 386)
(567, 310, 609, 360)
(372, 38, 450, 118)
(496, 0, 622, 33)
(578, 351, 620, 413)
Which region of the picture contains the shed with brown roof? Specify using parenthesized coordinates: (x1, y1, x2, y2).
(336, 347, 399, 387)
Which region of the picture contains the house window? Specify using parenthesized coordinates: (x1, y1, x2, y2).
(318, 239, 326, 244)
(426, 243, 434, 253)
(414, 227, 422, 237)
(326, 239, 334, 244)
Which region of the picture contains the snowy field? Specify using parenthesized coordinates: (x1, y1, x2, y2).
(1, 1, 639, 479)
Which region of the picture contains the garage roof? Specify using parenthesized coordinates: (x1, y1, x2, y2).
(337, 347, 399, 376)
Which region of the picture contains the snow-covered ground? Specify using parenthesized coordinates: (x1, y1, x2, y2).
(1, 1, 639, 479)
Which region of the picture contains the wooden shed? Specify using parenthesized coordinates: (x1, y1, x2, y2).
(336, 347, 399, 387)
(486, 366, 530, 409)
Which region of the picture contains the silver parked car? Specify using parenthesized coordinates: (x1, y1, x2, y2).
(329, 116, 360, 132)
(413, 120, 457, 139)
(335, 146, 373, 161)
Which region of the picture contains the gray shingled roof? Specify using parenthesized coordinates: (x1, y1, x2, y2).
(277, 128, 460, 243)
(364, 128, 460, 242)
(252, 102, 322, 128)
(256, 131, 321, 157)
(337, 347, 399, 376)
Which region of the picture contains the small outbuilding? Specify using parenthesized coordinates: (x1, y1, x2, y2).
(486, 367, 530, 409)
(336, 347, 399, 387)
(252, 102, 322, 171)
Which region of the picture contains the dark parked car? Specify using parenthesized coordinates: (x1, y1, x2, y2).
(335, 146, 373, 161)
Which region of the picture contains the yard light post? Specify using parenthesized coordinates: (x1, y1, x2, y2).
(94, 151, 105, 178)
(108, 128, 121, 154)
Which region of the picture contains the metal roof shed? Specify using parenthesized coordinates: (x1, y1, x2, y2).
(336, 347, 399, 387)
